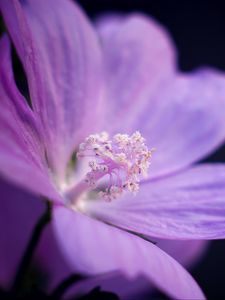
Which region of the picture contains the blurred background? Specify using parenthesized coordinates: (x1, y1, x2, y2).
(76, 0, 225, 299)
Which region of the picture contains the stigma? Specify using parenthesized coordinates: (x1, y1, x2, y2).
(77, 131, 153, 202)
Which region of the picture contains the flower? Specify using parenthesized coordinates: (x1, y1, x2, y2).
(1, 0, 225, 298)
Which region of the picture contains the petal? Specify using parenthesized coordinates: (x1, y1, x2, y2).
(38, 230, 151, 300)
(65, 273, 152, 300)
(0, 35, 59, 201)
(0, 178, 44, 289)
(57, 239, 208, 299)
(86, 164, 225, 240)
(53, 207, 205, 299)
(96, 14, 125, 38)
(35, 223, 73, 291)
(0, 0, 104, 176)
(156, 239, 208, 268)
(137, 70, 225, 178)
(0, 178, 73, 291)
(97, 13, 176, 133)
(98, 15, 225, 178)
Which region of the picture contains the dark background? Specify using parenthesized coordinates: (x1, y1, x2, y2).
(76, 0, 225, 299)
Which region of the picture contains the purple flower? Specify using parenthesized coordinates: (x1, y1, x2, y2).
(1, 0, 225, 298)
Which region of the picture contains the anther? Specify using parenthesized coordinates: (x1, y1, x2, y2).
(77, 131, 153, 202)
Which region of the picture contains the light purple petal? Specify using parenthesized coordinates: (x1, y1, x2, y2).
(96, 14, 125, 38)
(65, 273, 152, 300)
(156, 239, 208, 268)
(97, 14, 176, 134)
(86, 164, 225, 240)
(38, 230, 151, 299)
(137, 70, 225, 178)
(0, 35, 59, 201)
(62, 240, 208, 299)
(0, 0, 104, 176)
(53, 207, 205, 299)
(98, 15, 225, 178)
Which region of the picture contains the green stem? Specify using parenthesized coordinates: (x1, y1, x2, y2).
(12, 200, 52, 294)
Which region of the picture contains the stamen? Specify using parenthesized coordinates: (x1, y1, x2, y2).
(77, 131, 154, 202)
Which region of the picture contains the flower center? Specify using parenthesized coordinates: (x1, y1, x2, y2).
(67, 131, 153, 205)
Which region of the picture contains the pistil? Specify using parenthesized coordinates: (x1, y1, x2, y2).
(67, 131, 153, 205)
